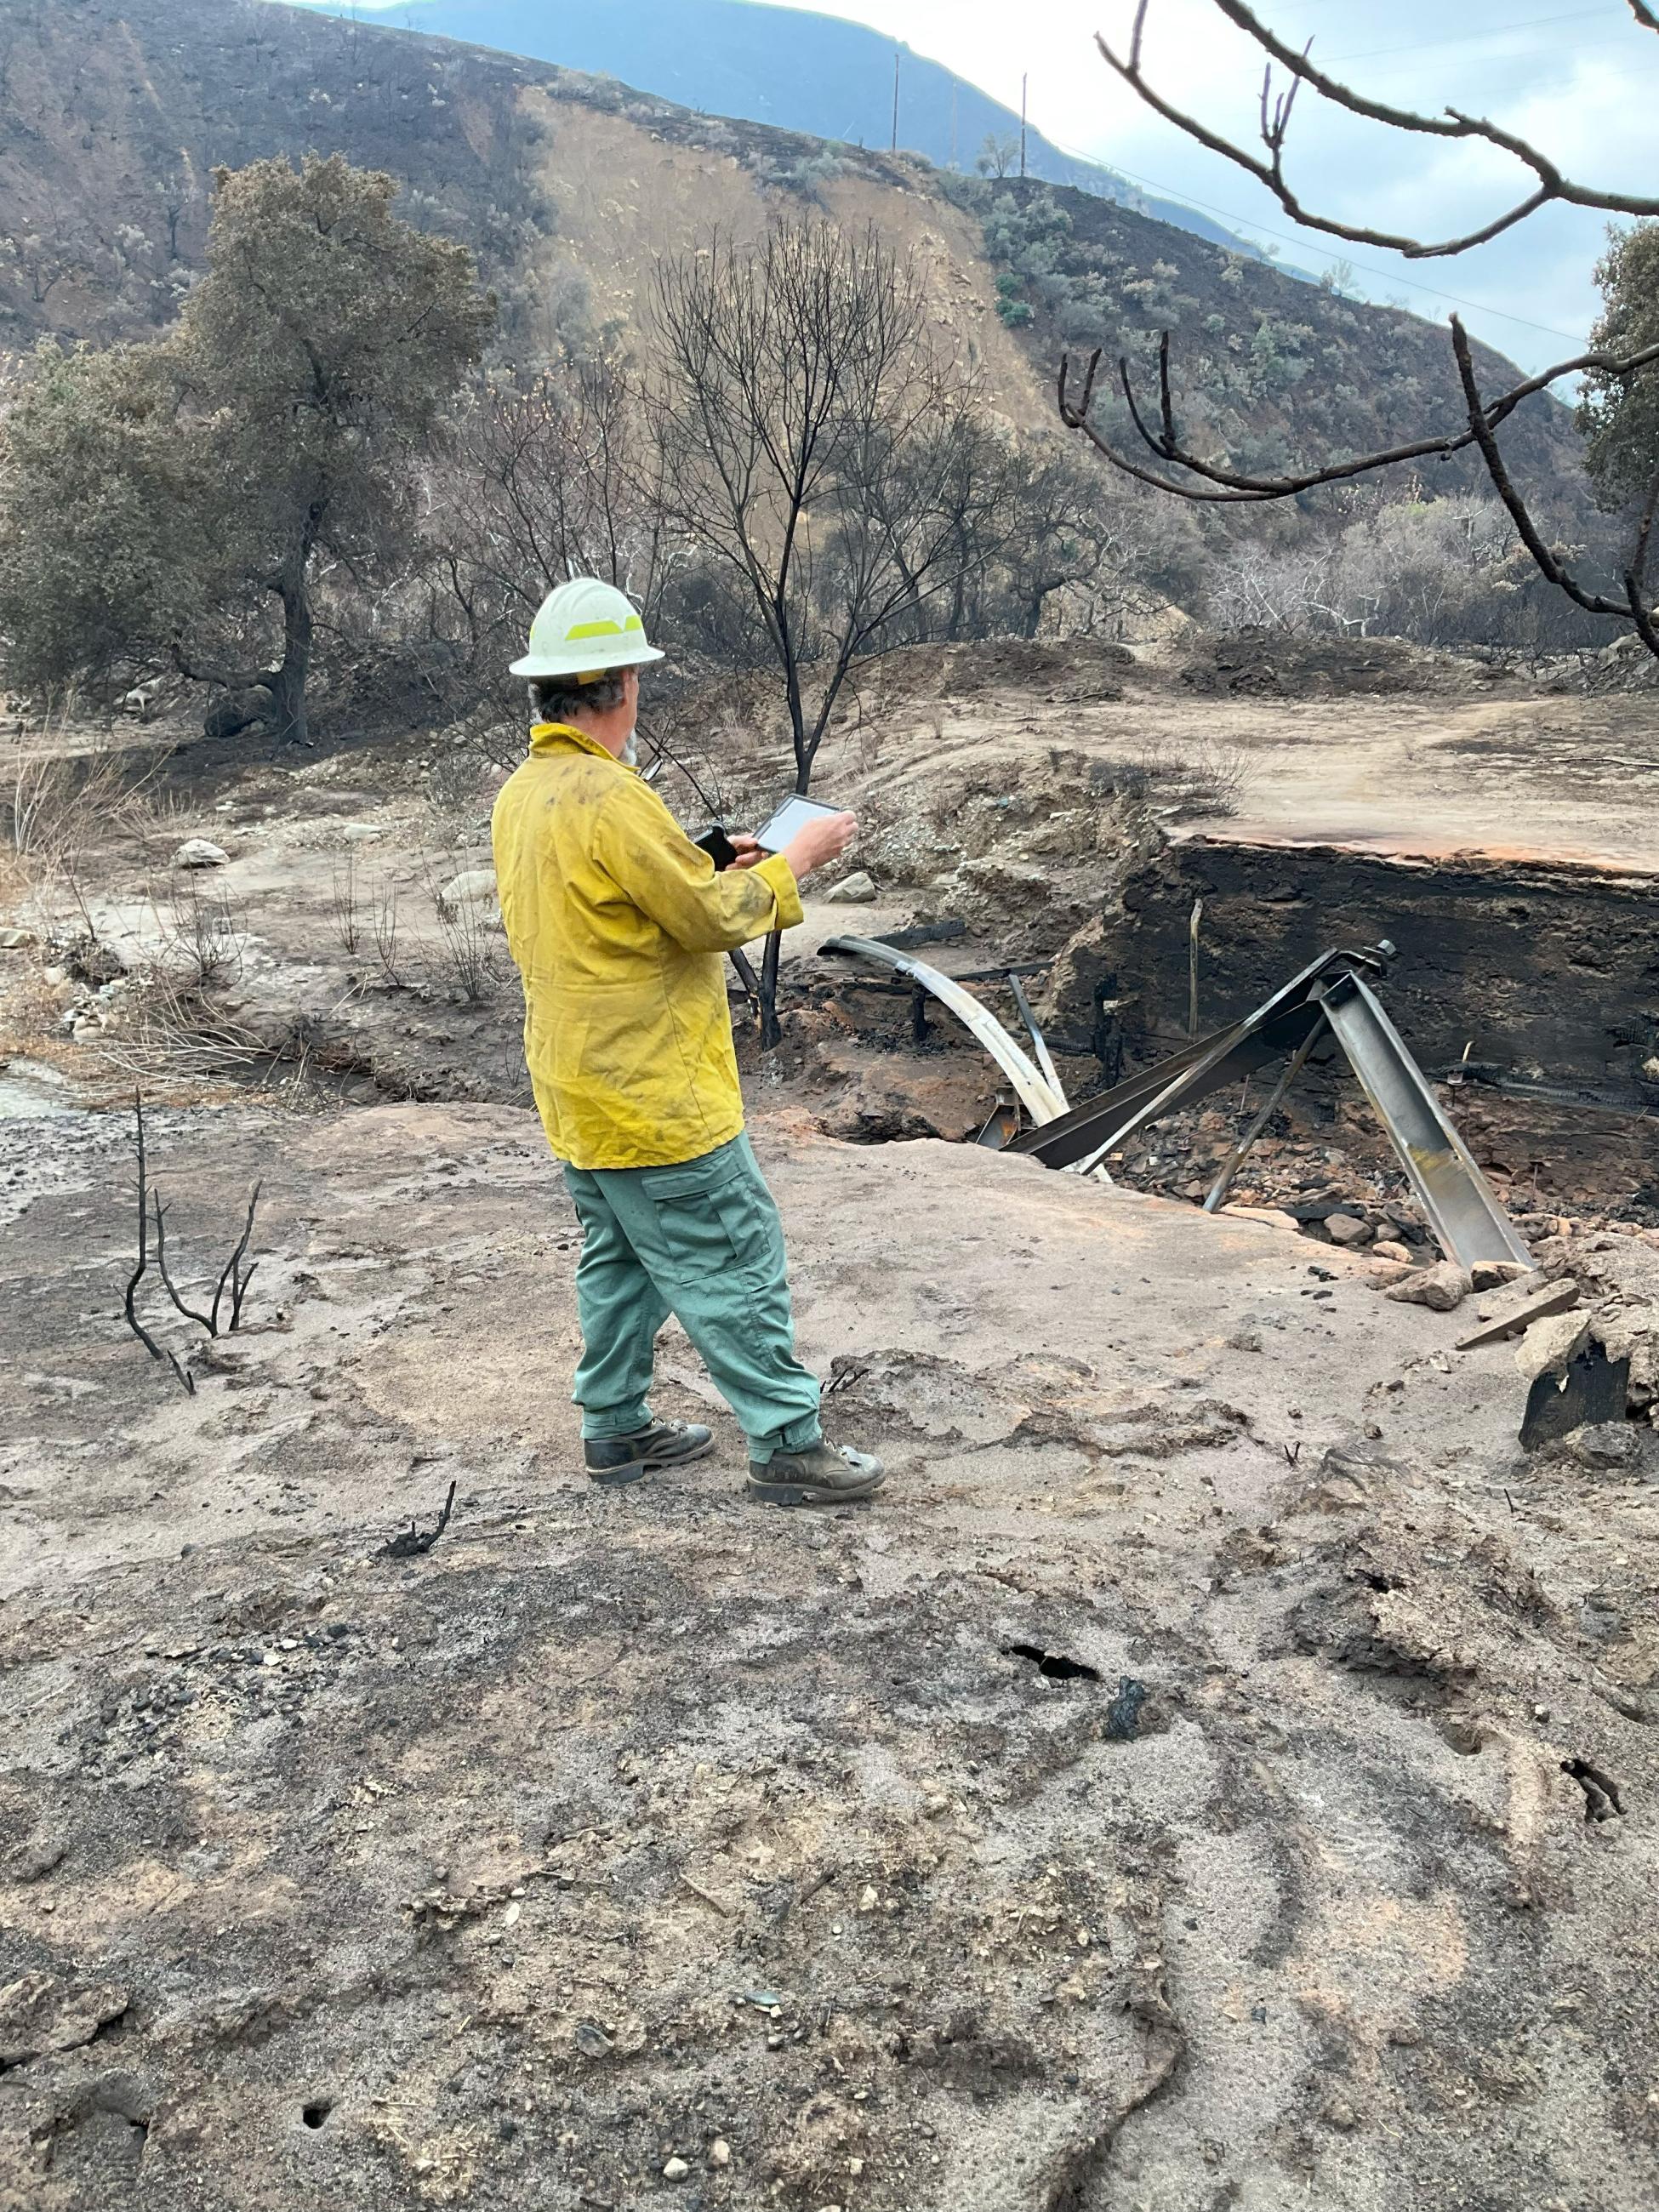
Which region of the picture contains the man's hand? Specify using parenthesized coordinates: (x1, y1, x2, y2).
(779, 810, 858, 883)
(727, 833, 767, 870)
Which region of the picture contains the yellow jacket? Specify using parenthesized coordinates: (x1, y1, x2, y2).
(492, 722, 803, 1170)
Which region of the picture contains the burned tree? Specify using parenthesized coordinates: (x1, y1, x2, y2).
(649, 218, 995, 1040)
(1062, 2, 1659, 660)
(428, 352, 681, 703)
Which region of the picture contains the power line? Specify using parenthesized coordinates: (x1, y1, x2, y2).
(1326, 5, 1612, 64)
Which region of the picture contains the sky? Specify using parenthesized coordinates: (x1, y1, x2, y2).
(766, 0, 1657, 372)
(295, 2, 1659, 373)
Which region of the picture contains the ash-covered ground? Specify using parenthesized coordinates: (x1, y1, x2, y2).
(3, 1103, 1658, 2212)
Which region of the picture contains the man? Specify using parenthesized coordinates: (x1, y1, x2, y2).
(492, 577, 886, 1507)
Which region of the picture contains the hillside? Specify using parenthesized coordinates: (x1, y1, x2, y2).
(0, 0, 1590, 528)
(287, 0, 1259, 254)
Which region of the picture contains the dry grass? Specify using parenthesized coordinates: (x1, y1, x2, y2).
(147, 874, 247, 987)
(368, 874, 407, 989)
(1111, 733, 1254, 819)
(94, 978, 275, 1085)
(4, 718, 170, 864)
(330, 848, 362, 955)
(421, 863, 507, 1003)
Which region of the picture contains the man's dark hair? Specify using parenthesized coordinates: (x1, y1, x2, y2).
(529, 669, 629, 722)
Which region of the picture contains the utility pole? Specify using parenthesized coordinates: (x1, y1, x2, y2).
(1019, 73, 1028, 178)
(892, 50, 900, 153)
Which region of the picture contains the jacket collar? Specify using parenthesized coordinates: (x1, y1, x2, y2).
(528, 721, 640, 776)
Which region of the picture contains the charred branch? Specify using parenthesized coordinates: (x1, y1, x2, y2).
(381, 1479, 459, 1559)
(210, 1183, 263, 1337)
(123, 1095, 196, 1396)
(1096, 1, 1659, 259)
(152, 1189, 215, 1335)
(124, 1090, 263, 1370)
(1448, 318, 1659, 657)
(1058, 319, 1659, 658)
(1058, 330, 1659, 505)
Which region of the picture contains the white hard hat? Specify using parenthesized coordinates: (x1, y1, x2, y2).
(510, 576, 665, 680)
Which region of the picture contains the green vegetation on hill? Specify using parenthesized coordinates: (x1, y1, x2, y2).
(957, 178, 1587, 534)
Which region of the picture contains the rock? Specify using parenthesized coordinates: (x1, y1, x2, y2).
(1471, 1261, 1530, 1291)
(709, 2141, 732, 2168)
(0, 1972, 130, 2066)
(1324, 1213, 1372, 1246)
(1562, 1424, 1642, 1473)
(1384, 1263, 1472, 1313)
(663, 2157, 691, 2182)
(823, 869, 877, 905)
(956, 855, 1052, 905)
(0, 926, 38, 950)
(342, 824, 384, 845)
(573, 2019, 612, 2058)
(174, 838, 229, 870)
(1456, 1280, 1579, 1351)
(437, 867, 497, 911)
(1366, 1262, 1415, 1288)
(1515, 1310, 1593, 1384)
(1372, 1240, 1411, 1265)
(202, 688, 268, 742)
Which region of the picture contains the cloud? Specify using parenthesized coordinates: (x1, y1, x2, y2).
(789, 0, 1657, 369)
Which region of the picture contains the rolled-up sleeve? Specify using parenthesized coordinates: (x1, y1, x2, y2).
(596, 782, 803, 952)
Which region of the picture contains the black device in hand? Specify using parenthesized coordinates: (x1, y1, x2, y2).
(694, 824, 739, 872)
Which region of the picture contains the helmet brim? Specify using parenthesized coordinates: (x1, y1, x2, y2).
(510, 641, 666, 679)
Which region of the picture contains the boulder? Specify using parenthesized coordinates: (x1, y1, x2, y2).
(1384, 1263, 1472, 1313)
(823, 869, 878, 905)
(342, 824, 384, 846)
(437, 867, 498, 913)
(1456, 1280, 1580, 1350)
(1561, 1424, 1643, 1474)
(1324, 1212, 1372, 1246)
(173, 839, 229, 870)
(1372, 1240, 1412, 1265)
(0, 926, 39, 951)
(1514, 1309, 1593, 1384)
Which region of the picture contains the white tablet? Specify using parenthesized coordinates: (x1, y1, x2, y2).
(753, 793, 845, 852)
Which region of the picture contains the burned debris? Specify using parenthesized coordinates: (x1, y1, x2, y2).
(379, 1479, 459, 1560)
(826, 936, 1536, 1276)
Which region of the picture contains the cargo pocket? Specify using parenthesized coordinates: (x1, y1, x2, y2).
(641, 1155, 781, 1293)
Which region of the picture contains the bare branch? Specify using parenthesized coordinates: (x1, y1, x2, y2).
(152, 1189, 215, 1334)
(123, 1095, 196, 1395)
(1058, 332, 1659, 504)
(1094, 0, 1659, 258)
(211, 1181, 263, 1336)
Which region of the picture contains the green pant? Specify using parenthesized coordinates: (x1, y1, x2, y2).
(562, 1133, 823, 1465)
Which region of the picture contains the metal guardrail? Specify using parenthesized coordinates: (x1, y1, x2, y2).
(818, 935, 1069, 1128)
(824, 934, 1535, 1276)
